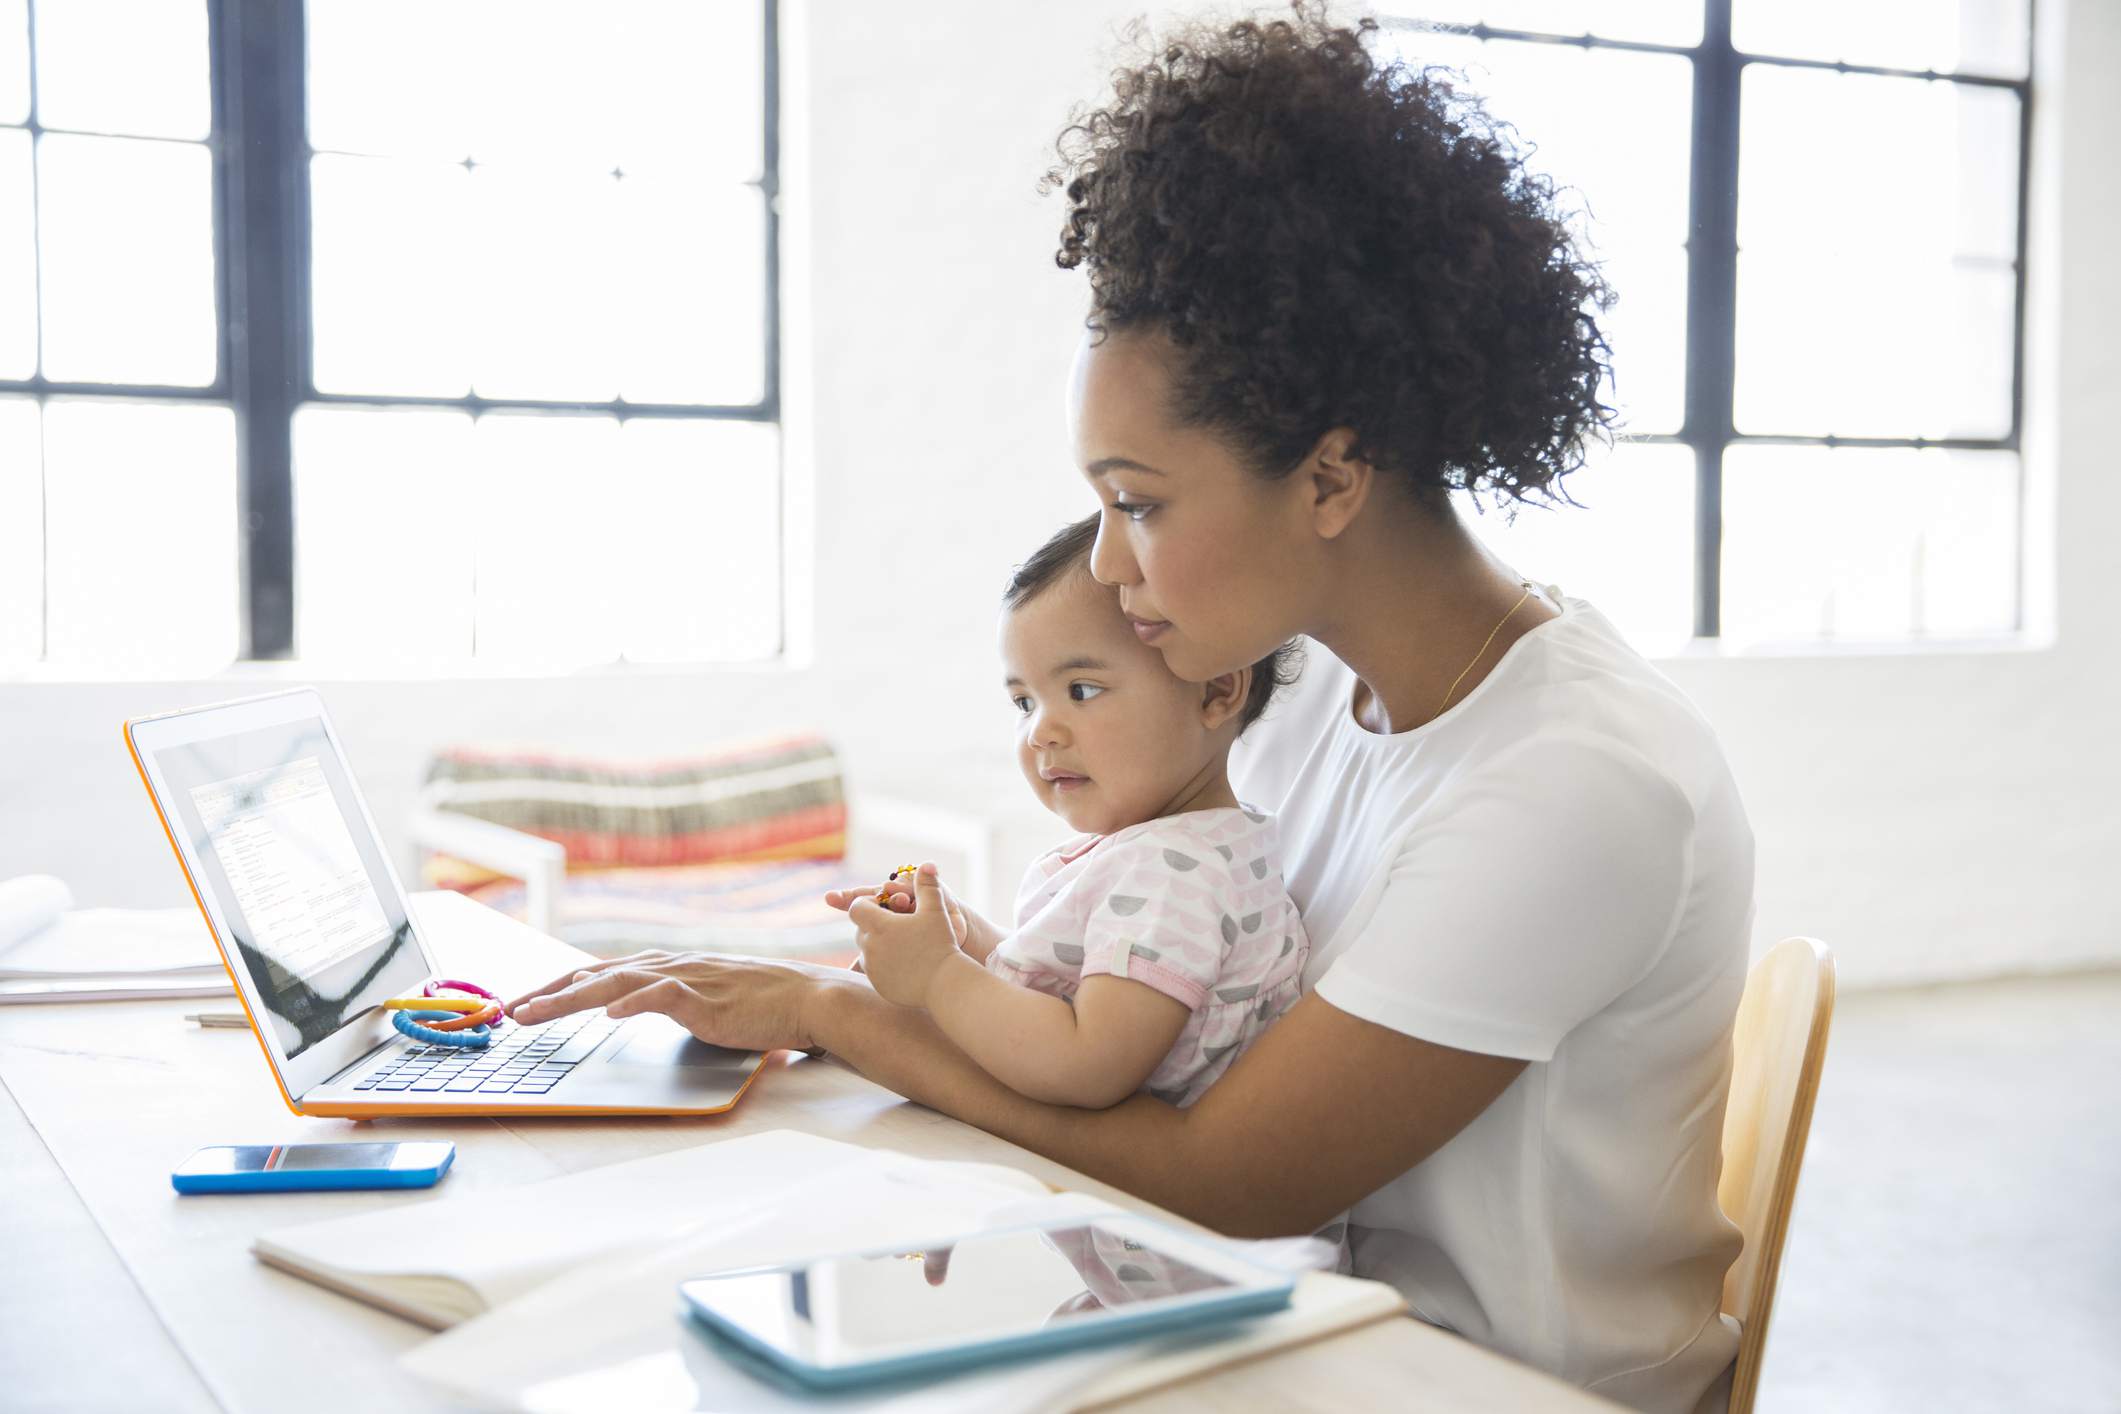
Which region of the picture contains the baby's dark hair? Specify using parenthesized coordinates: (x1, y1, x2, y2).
(1046, 3, 1615, 509)
(1003, 515, 1301, 734)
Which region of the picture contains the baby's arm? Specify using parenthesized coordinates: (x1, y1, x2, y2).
(923, 960, 1189, 1109)
(852, 862, 1187, 1106)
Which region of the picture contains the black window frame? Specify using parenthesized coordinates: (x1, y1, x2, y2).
(2, 0, 782, 662)
(1378, 0, 2035, 637)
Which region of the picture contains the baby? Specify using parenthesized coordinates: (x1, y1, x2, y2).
(830, 515, 1309, 1110)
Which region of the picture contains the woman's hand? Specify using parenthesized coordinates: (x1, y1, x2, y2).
(504, 950, 855, 1054)
(847, 863, 966, 1008)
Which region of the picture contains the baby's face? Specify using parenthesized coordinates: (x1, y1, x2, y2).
(1001, 567, 1222, 834)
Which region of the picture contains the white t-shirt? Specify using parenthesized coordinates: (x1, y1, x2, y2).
(1229, 594, 1750, 1414)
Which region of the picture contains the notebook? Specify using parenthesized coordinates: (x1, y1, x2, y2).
(254, 1130, 1043, 1328)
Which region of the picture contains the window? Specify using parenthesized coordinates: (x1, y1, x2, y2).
(1377, 0, 2032, 649)
(1, 0, 780, 674)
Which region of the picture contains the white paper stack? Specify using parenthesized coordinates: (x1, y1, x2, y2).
(0, 878, 232, 1004)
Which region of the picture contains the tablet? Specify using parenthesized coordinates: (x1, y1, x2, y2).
(678, 1214, 1295, 1388)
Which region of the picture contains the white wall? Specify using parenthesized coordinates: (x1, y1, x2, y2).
(2, 1, 2114, 988)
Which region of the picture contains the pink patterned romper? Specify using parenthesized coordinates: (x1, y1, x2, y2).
(985, 806, 1309, 1108)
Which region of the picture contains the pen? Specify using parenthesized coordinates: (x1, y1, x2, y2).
(184, 1012, 251, 1029)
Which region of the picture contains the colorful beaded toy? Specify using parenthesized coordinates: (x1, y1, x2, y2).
(383, 978, 507, 1048)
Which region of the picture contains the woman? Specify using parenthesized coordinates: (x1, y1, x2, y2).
(511, 12, 1750, 1411)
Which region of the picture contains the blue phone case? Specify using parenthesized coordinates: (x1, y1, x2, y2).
(680, 1228, 1295, 1389)
(171, 1143, 454, 1193)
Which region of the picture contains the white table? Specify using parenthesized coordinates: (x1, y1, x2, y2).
(0, 938, 1616, 1411)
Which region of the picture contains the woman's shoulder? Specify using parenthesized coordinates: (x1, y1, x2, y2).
(1484, 598, 1741, 806)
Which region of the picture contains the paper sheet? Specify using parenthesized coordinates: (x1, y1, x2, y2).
(256, 1131, 1055, 1327)
(0, 874, 73, 955)
(0, 907, 224, 979)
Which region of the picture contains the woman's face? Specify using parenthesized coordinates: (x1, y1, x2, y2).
(1068, 330, 1318, 683)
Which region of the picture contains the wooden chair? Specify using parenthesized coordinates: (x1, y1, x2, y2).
(1716, 936, 1837, 1414)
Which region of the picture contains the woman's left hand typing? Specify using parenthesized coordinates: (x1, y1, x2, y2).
(503, 951, 854, 1053)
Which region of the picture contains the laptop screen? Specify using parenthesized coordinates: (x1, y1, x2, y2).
(144, 711, 425, 1060)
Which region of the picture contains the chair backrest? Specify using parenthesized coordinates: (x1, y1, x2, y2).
(1717, 935, 1836, 1414)
(420, 733, 847, 879)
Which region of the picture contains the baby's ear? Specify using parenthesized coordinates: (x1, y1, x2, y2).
(1199, 666, 1251, 731)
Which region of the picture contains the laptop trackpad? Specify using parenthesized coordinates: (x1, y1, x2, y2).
(604, 1015, 753, 1069)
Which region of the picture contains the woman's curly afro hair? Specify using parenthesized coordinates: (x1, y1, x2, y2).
(1049, 4, 1615, 508)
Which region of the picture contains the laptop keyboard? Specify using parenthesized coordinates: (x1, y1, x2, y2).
(352, 1011, 623, 1097)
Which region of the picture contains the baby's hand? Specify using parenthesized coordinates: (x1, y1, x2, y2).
(824, 882, 915, 916)
(827, 871, 971, 943)
(848, 863, 966, 1008)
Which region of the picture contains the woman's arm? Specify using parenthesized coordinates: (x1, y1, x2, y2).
(505, 949, 1520, 1237)
(507, 858, 1527, 1240)
(803, 974, 1525, 1237)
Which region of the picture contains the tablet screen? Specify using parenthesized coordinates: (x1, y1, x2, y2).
(683, 1222, 1246, 1369)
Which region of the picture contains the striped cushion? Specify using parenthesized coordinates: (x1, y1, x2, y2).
(420, 734, 846, 881)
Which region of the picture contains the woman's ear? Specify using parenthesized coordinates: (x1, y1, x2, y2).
(1200, 666, 1252, 732)
(1304, 427, 1374, 541)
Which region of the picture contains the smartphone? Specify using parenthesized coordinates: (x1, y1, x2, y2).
(171, 1140, 455, 1194)
(679, 1214, 1295, 1388)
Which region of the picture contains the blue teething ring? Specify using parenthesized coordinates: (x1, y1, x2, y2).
(393, 1009, 493, 1047)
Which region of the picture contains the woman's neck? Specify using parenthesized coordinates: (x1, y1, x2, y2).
(1313, 501, 1559, 736)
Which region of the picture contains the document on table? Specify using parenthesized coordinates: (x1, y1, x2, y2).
(0, 907, 232, 1004)
(0, 874, 72, 953)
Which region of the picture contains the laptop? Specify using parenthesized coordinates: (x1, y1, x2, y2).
(125, 687, 769, 1118)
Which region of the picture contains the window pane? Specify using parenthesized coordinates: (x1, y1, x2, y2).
(618, 419, 779, 662)
(294, 406, 475, 666)
(307, 0, 763, 181)
(471, 413, 626, 666)
(1735, 70, 2019, 439)
(610, 0, 763, 182)
(307, 0, 475, 160)
(0, 397, 39, 661)
(616, 181, 766, 405)
(33, 0, 210, 140)
(41, 399, 236, 671)
(1721, 445, 2017, 644)
(1734, 0, 2029, 79)
(1378, 32, 1693, 434)
(468, 165, 619, 401)
(1596, 245, 1687, 438)
(1740, 70, 2019, 261)
(469, 2, 623, 169)
(1736, 257, 2013, 440)
(38, 133, 216, 386)
(0, 127, 34, 378)
(0, 0, 28, 125)
(1377, 3, 1702, 45)
(1459, 440, 1696, 651)
(310, 154, 471, 397)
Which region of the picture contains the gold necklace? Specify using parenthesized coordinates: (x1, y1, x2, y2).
(1435, 582, 1534, 719)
